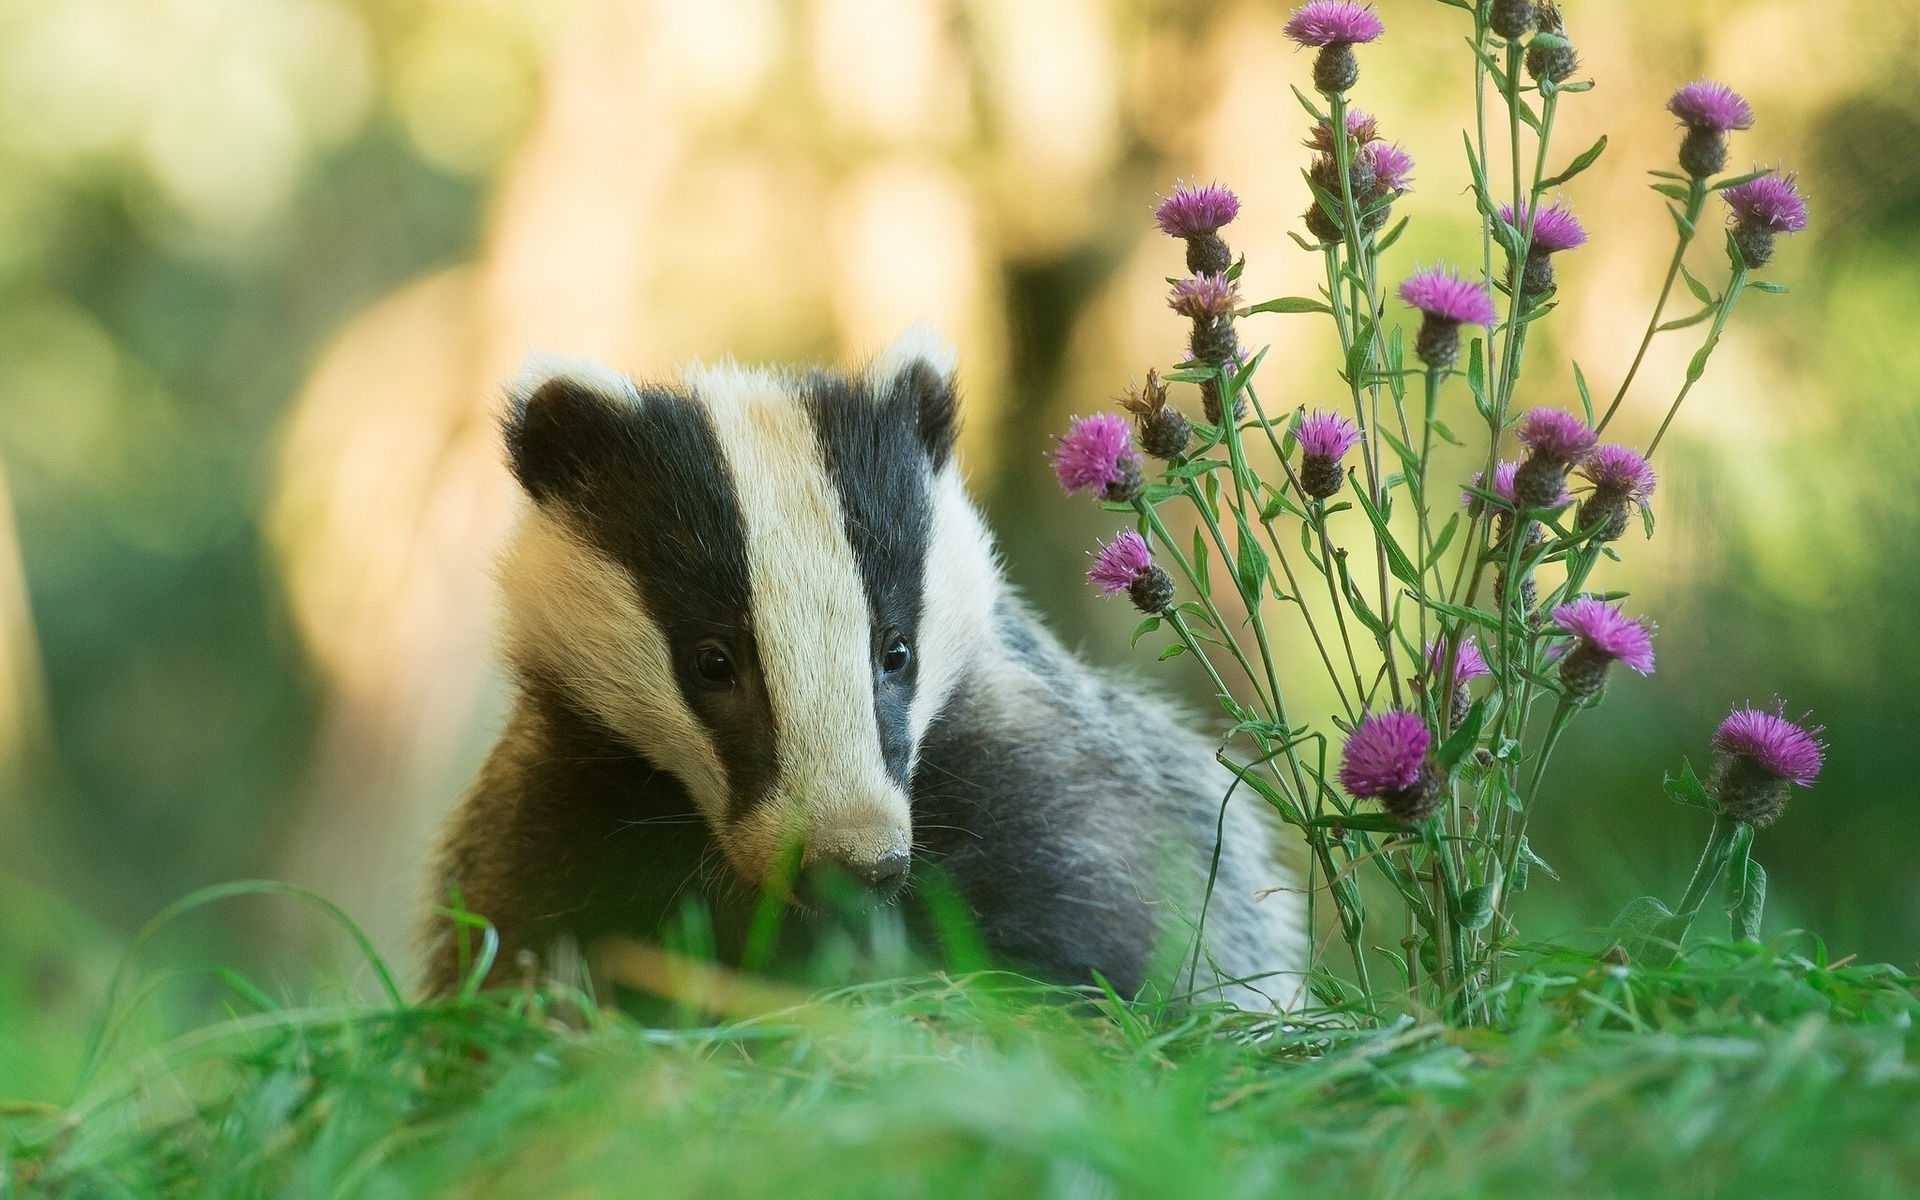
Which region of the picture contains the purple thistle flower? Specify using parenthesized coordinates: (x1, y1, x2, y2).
(1087, 530, 1175, 613)
(1667, 80, 1753, 133)
(1724, 171, 1808, 268)
(1464, 461, 1521, 508)
(1339, 710, 1430, 799)
(1552, 598, 1655, 703)
(1576, 444, 1657, 541)
(1296, 410, 1362, 461)
(1305, 108, 1379, 152)
(1517, 408, 1598, 463)
(1154, 181, 1241, 239)
(1400, 265, 1493, 371)
(1296, 410, 1360, 498)
(1426, 637, 1491, 683)
(1053, 413, 1143, 501)
(1580, 444, 1658, 499)
(1710, 701, 1825, 826)
(1724, 172, 1809, 234)
(1360, 141, 1414, 192)
(1500, 198, 1588, 254)
(1399, 267, 1498, 326)
(1168, 272, 1239, 321)
(1088, 530, 1152, 594)
(1713, 703, 1825, 788)
(1284, 0, 1385, 47)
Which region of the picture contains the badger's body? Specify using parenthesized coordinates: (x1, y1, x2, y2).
(423, 330, 1302, 1007)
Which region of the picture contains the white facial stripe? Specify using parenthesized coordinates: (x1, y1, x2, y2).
(687, 363, 914, 873)
(497, 509, 731, 818)
(911, 465, 1000, 743)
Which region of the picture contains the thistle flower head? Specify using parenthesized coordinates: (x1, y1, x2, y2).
(1580, 444, 1658, 499)
(1168, 272, 1239, 321)
(1053, 413, 1140, 497)
(1399, 267, 1498, 326)
(1464, 460, 1522, 508)
(1501, 198, 1588, 254)
(1154, 181, 1241, 239)
(1724, 172, 1809, 234)
(1088, 530, 1154, 594)
(1119, 370, 1191, 460)
(1552, 598, 1656, 675)
(1713, 703, 1825, 788)
(1338, 709, 1431, 799)
(1360, 141, 1415, 192)
(1517, 408, 1598, 463)
(1667, 80, 1754, 133)
(1297, 410, 1362, 461)
(1426, 637, 1491, 683)
(1305, 108, 1379, 152)
(1284, 0, 1385, 47)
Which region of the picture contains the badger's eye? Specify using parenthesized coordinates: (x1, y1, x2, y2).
(880, 636, 912, 677)
(693, 642, 736, 686)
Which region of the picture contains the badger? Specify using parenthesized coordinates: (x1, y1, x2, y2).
(421, 328, 1303, 1008)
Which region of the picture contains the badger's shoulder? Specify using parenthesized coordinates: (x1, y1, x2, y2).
(914, 594, 1304, 1004)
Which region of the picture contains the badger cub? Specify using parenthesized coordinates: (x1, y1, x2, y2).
(423, 329, 1302, 1006)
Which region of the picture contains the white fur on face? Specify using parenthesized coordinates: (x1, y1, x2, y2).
(496, 510, 732, 820)
(911, 466, 999, 743)
(686, 361, 914, 880)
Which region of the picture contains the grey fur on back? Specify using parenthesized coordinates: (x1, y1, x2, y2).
(911, 594, 1303, 1009)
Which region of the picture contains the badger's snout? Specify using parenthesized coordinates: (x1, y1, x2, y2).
(797, 828, 912, 909)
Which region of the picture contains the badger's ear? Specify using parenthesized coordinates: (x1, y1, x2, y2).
(872, 324, 960, 469)
(503, 356, 638, 503)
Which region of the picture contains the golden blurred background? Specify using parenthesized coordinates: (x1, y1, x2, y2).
(1, 0, 1918, 983)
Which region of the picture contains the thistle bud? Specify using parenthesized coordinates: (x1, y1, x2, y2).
(1489, 0, 1534, 40)
(1119, 370, 1191, 461)
(1525, 5, 1578, 84)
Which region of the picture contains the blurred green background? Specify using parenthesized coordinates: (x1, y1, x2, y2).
(1, 0, 1916, 1079)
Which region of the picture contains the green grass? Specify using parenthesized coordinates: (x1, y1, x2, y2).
(6, 901, 1920, 1200)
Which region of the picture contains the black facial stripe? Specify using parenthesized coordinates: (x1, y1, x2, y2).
(801, 368, 937, 789)
(506, 376, 780, 818)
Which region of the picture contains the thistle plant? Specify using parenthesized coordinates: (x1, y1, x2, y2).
(1055, 2, 1818, 1022)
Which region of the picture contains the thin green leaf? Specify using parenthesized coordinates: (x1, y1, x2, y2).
(1428, 513, 1461, 568)
(1679, 263, 1713, 305)
(1245, 295, 1332, 316)
(1732, 858, 1767, 942)
(1656, 305, 1716, 332)
(1572, 361, 1594, 425)
(1375, 215, 1411, 253)
(1233, 511, 1269, 604)
(1457, 882, 1497, 931)
(1711, 167, 1772, 192)
(1312, 812, 1419, 834)
(1540, 134, 1607, 189)
(1436, 699, 1486, 771)
(1352, 484, 1420, 588)
(1664, 758, 1717, 811)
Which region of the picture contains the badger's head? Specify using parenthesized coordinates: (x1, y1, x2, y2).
(496, 328, 998, 899)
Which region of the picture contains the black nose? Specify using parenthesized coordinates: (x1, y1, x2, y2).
(797, 850, 912, 911)
(849, 849, 911, 888)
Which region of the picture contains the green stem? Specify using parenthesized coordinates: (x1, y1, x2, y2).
(1675, 815, 1740, 923)
(1597, 176, 1707, 434)
(1647, 263, 1748, 456)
